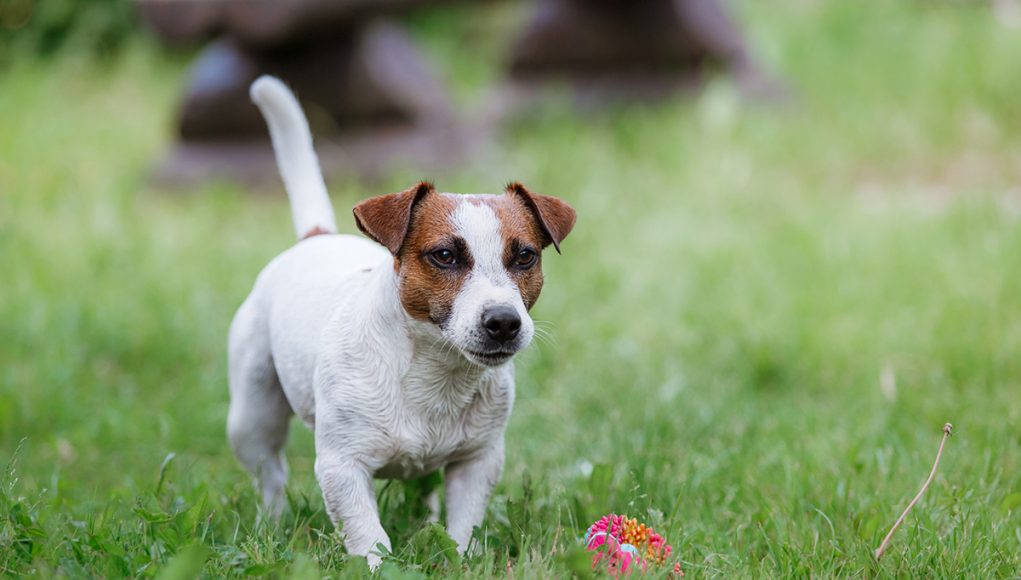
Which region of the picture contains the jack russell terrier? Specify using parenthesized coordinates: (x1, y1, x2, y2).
(227, 76, 575, 567)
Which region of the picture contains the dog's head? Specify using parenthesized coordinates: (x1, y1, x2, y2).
(354, 181, 575, 367)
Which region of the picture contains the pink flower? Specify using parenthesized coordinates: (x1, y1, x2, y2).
(583, 513, 679, 576)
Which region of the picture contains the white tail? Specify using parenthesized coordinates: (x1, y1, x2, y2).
(250, 76, 338, 240)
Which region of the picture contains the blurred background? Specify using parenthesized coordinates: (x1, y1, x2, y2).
(2, 0, 1020, 576)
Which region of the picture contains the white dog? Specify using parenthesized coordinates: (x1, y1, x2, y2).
(227, 76, 575, 567)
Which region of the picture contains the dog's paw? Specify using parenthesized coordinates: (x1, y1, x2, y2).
(366, 552, 383, 572)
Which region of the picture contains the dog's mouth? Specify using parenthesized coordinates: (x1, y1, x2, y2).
(463, 348, 516, 367)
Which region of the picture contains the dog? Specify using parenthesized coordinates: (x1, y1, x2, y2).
(227, 76, 575, 568)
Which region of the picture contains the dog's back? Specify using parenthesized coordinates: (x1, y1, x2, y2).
(230, 233, 387, 426)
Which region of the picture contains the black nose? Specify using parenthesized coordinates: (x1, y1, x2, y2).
(481, 306, 521, 343)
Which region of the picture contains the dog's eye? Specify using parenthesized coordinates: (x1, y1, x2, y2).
(429, 248, 456, 268)
(515, 248, 538, 268)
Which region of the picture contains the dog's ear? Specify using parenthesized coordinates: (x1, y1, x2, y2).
(505, 181, 576, 253)
(354, 181, 435, 255)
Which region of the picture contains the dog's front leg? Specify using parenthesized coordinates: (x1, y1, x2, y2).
(315, 457, 390, 569)
(444, 439, 505, 554)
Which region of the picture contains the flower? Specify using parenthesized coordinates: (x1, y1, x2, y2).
(583, 513, 681, 576)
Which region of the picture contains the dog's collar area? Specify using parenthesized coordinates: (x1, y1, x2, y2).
(301, 225, 333, 240)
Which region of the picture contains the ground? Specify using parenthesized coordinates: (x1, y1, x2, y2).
(2, 1, 1020, 577)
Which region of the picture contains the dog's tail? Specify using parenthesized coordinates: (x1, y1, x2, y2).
(250, 76, 338, 240)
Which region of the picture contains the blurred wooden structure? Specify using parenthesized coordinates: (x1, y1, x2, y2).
(138, 0, 783, 185)
(138, 0, 466, 186)
(497, 0, 785, 112)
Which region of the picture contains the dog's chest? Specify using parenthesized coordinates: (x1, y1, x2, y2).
(377, 374, 512, 479)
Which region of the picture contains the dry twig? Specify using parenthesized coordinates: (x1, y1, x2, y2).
(873, 423, 953, 561)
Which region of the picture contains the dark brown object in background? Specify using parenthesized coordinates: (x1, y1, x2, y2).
(499, 0, 787, 110)
(137, 0, 465, 187)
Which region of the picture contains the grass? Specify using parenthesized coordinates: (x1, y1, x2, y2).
(2, 0, 1021, 576)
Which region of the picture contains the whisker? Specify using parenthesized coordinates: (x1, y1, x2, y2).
(531, 326, 557, 347)
(533, 319, 557, 331)
(532, 334, 554, 347)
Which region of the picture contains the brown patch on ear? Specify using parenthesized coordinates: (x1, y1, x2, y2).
(505, 181, 577, 253)
(353, 181, 435, 255)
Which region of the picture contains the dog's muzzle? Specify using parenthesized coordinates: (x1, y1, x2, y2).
(481, 305, 521, 343)
(462, 305, 525, 366)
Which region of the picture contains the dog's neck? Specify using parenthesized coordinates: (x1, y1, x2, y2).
(406, 334, 493, 415)
(367, 264, 503, 414)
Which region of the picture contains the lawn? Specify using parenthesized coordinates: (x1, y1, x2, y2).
(2, 1, 1021, 577)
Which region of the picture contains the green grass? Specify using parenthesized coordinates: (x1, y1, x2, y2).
(3, 1, 1021, 576)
